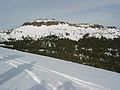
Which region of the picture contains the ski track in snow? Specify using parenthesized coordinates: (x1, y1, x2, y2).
(4, 58, 111, 90)
(7, 62, 18, 68)
(25, 69, 41, 84)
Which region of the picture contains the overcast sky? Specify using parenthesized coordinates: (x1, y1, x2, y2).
(0, 0, 120, 30)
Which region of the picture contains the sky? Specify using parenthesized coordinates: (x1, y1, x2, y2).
(0, 0, 120, 30)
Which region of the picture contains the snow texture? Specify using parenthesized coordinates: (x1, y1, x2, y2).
(0, 47, 120, 90)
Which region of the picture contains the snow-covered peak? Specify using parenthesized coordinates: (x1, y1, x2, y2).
(0, 19, 120, 42)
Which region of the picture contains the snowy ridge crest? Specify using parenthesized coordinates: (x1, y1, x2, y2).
(0, 19, 120, 42)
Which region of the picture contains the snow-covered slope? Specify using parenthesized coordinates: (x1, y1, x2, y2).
(0, 19, 120, 42)
(0, 47, 120, 90)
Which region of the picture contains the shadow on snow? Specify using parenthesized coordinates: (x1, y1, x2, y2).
(30, 81, 76, 90)
(0, 62, 35, 86)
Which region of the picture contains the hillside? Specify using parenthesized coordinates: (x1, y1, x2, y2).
(0, 47, 120, 90)
(0, 19, 120, 73)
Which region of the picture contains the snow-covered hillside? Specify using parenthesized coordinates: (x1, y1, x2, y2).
(0, 19, 120, 42)
(0, 47, 120, 90)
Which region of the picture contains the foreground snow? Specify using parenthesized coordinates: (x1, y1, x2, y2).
(0, 47, 120, 90)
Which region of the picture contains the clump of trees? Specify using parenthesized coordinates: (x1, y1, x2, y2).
(22, 21, 66, 27)
(89, 24, 104, 29)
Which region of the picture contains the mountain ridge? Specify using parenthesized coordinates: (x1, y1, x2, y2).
(0, 19, 120, 42)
